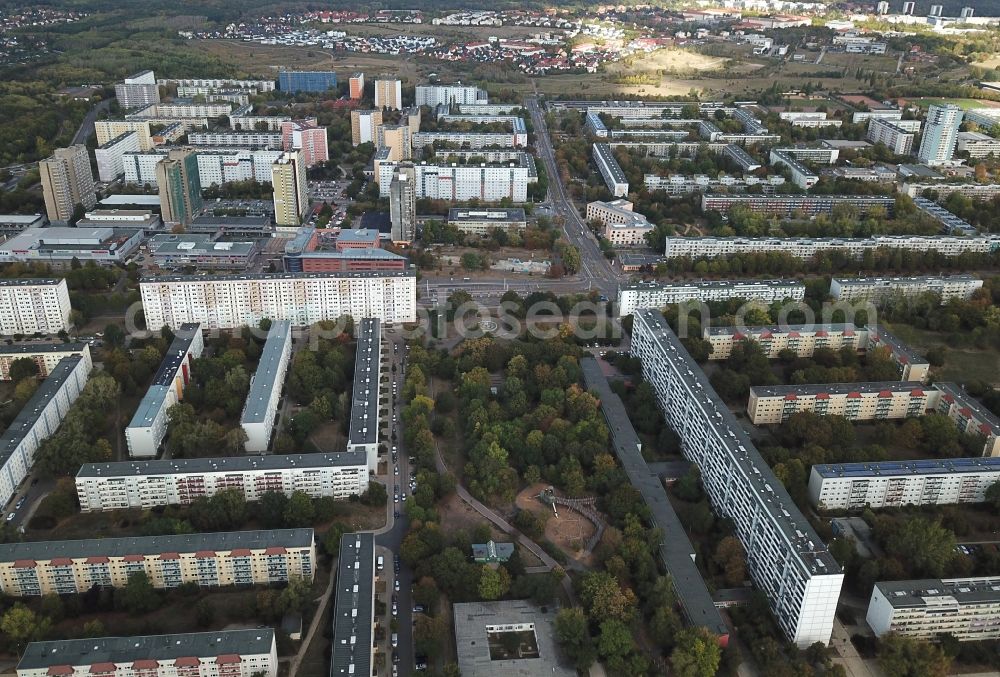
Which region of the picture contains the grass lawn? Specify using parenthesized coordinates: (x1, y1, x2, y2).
(904, 97, 1000, 110)
(884, 322, 1000, 386)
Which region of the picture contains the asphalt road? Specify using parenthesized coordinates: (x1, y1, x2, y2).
(72, 98, 113, 146)
(526, 97, 620, 295)
(374, 330, 416, 676)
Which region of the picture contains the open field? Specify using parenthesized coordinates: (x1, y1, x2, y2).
(884, 322, 1000, 386)
(902, 97, 1000, 110)
(973, 54, 1000, 69)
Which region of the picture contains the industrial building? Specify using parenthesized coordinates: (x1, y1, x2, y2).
(282, 228, 406, 273)
(0, 227, 144, 267)
(630, 309, 843, 647)
(241, 320, 292, 452)
(125, 324, 204, 458)
(149, 234, 260, 271)
(139, 271, 417, 330)
(76, 451, 368, 512)
(0, 529, 315, 596)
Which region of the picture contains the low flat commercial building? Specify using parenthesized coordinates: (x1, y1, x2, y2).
(618, 279, 805, 316)
(347, 319, 382, 472)
(956, 131, 1000, 159)
(0, 355, 91, 513)
(809, 457, 1000, 510)
(17, 630, 278, 677)
(593, 143, 628, 197)
(149, 234, 260, 271)
(282, 227, 406, 273)
(77, 209, 162, 234)
(330, 533, 375, 677)
(241, 320, 292, 452)
(780, 111, 842, 128)
(448, 208, 527, 235)
(586, 199, 653, 247)
(701, 194, 895, 217)
(140, 271, 418, 330)
(630, 310, 843, 647)
(188, 215, 273, 238)
(0, 279, 72, 336)
(581, 358, 728, 642)
(0, 529, 315, 596)
(830, 275, 983, 303)
(454, 600, 577, 677)
(0, 214, 46, 234)
(768, 149, 819, 189)
(867, 577, 1000, 641)
(125, 324, 204, 458)
(95, 132, 140, 182)
(663, 234, 1000, 260)
(76, 451, 368, 512)
(0, 342, 90, 381)
(703, 324, 929, 382)
(0, 227, 143, 267)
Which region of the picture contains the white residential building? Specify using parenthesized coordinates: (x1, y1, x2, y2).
(779, 112, 842, 128)
(956, 131, 1000, 158)
(140, 271, 418, 331)
(415, 84, 487, 107)
(769, 149, 819, 189)
(867, 577, 1000, 641)
(809, 457, 1000, 510)
(0, 342, 90, 381)
(125, 324, 204, 458)
(412, 131, 522, 150)
(114, 70, 159, 110)
(830, 275, 983, 304)
(867, 117, 921, 155)
(852, 109, 902, 124)
(918, 104, 964, 166)
(347, 319, 382, 472)
(0, 529, 315, 596)
(94, 132, 140, 182)
(76, 451, 368, 512)
(593, 143, 628, 197)
(631, 309, 843, 647)
(0, 355, 91, 512)
(585, 199, 653, 246)
(585, 111, 609, 137)
(618, 279, 805, 316)
(96, 119, 154, 151)
(0, 279, 72, 336)
(188, 131, 284, 149)
(241, 320, 291, 452)
(17, 630, 278, 677)
(376, 158, 531, 203)
(124, 148, 282, 187)
(662, 234, 1000, 260)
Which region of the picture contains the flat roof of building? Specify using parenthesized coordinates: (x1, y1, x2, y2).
(127, 324, 201, 429)
(0, 214, 45, 225)
(0, 342, 87, 356)
(624, 278, 804, 291)
(832, 274, 981, 286)
(0, 528, 313, 562)
(935, 381, 1000, 436)
(875, 577, 1000, 609)
(592, 143, 627, 182)
(0, 277, 64, 287)
(453, 600, 576, 677)
(752, 380, 928, 398)
(331, 532, 374, 677)
(241, 321, 291, 425)
(347, 319, 381, 447)
(635, 309, 840, 573)
(448, 207, 527, 222)
(581, 358, 728, 637)
(78, 451, 367, 479)
(705, 322, 862, 337)
(337, 229, 380, 245)
(142, 270, 415, 283)
(150, 234, 257, 257)
(99, 194, 161, 207)
(813, 456, 1000, 479)
(0, 356, 86, 478)
(190, 215, 272, 228)
(913, 197, 978, 235)
(868, 326, 929, 367)
(18, 629, 275, 670)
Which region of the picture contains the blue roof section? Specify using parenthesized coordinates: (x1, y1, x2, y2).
(128, 323, 200, 429)
(241, 320, 291, 424)
(814, 457, 1000, 478)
